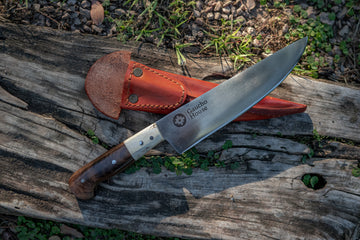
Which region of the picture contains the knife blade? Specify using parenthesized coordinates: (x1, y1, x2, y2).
(69, 37, 307, 200)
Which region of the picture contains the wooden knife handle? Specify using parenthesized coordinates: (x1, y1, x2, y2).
(69, 123, 164, 200)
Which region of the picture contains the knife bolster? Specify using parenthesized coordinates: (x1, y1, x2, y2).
(124, 123, 164, 160)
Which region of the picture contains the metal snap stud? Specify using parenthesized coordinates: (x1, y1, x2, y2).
(133, 68, 143, 77)
(128, 94, 138, 103)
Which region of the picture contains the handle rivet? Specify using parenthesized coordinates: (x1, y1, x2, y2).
(80, 179, 85, 183)
(133, 68, 143, 77)
(139, 140, 144, 145)
(149, 136, 154, 140)
(128, 94, 138, 103)
(112, 160, 117, 165)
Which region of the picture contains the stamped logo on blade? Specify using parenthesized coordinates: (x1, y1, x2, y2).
(173, 113, 186, 127)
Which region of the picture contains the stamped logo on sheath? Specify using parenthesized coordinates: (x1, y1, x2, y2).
(173, 114, 186, 127)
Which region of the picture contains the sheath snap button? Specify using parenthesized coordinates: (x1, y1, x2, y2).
(128, 94, 138, 103)
(133, 68, 143, 77)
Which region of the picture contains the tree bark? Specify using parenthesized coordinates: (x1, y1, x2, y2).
(1, 20, 360, 240)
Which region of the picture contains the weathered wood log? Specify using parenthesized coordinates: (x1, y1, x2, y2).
(1, 20, 360, 239)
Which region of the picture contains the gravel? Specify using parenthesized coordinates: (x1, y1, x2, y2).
(0, 0, 359, 85)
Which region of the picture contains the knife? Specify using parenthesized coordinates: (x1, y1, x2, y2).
(69, 37, 307, 200)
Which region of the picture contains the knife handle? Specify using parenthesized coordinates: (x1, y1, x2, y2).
(68, 123, 164, 200)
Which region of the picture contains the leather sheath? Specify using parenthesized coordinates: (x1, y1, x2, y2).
(85, 51, 307, 121)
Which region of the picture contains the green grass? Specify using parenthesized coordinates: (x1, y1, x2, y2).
(202, 24, 254, 70)
(117, 0, 356, 78)
(125, 140, 237, 176)
(113, 0, 194, 46)
(107, 0, 360, 79)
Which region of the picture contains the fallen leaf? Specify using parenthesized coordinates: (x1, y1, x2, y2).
(60, 224, 84, 238)
(90, 0, 104, 26)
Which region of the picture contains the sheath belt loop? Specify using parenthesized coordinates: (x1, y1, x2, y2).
(121, 61, 187, 114)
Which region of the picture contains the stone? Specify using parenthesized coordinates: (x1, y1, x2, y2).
(81, 0, 91, 9)
(193, 10, 201, 18)
(62, 12, 70, 20)
(236, 15, 246, 23)
(82, 24, 92, 32)
(325, 55, 334, 66)
(33, 3, 40, 11)
(203, 6, 213, 14)
(214, 12, 220, 20)
(185, 35, 195, 42)
(332, 45, 342, 56)
(92, 24, 103, 34)
(80, 7, 90, 19)
(338, 25, 350, 37)
(223, 0, 232, 8)
(196, 0, 203, 10)
(194, 18, 205, 26)
(252, 38, 262, 48)
(319, 12, 335, 26)
(233, 0, 241, 6)
(221, 14, 229, 20)
(108, 25, 117, 36)
(45, 19, 51, 27)
(331, 6, 339, 13)
(48, 236, 61, 240)
(70, 24, 77, 31)
(231, 6, 236, 14)
(114, 8, 126, 16)
(207, 12, 214, 20)
(337, 7, 348, 20)
(67, 5, 76, 12)
(71, 11, 79, 18)
(300, 3, 309, 9)
(38, 15, 45, 26)
(245, 26, 256, 36)
(222, 6, 231, 14)
(67, 0, 77, 5)
(214, 1, 222, 12)
(281, 24, 289, 35)
(236, 7, 243, 16)
(73, 18, 81, 25)
(191, 23, 199, 35)
(60, 224, 84, 238)
(306, 6, 316, 19)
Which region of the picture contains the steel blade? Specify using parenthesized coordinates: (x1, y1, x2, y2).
(157, 37, 307, 153)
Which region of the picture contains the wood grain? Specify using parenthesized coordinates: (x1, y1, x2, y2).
(1, 20, 360, 239)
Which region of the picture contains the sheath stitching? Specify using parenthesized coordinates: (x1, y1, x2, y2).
(125, 63, 186, 110)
